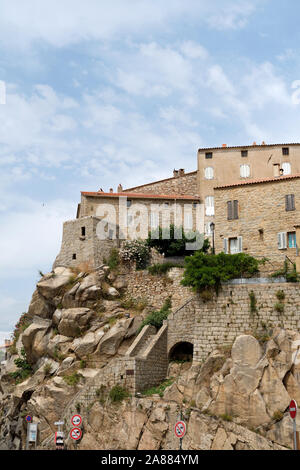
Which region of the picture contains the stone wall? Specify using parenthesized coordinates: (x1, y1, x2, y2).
(123, 171, 199, 197)
(53, 216, 119, 270)
(214, 177, 300, 271)
(122, 268, 192, 311)
(166, 282, 300, 364)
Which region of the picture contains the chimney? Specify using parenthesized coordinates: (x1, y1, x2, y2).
(222, 144, 227, 148)
(109, 188, 114, 193)
(179, 169, 185, 177)
(253, 142, 257, 146)
(173, 169, 179, 178)
(117, 184, 123, 193)
(262, 141, 266, 145)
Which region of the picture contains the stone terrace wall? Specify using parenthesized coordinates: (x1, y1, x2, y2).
(122, 268, 192, 311)
(167, 282, 300, 365)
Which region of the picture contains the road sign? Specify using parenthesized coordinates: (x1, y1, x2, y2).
(290, 400, 298, 420)
(175, 421, 186, 439)
(71, 414, 82, 427)
(70, 427, 82, 441)
(25, 415, 32, 423)
(54, 421, 64, 426)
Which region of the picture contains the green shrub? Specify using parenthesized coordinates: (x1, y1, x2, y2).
(43, 362, 53, 376)
(142, 378, 175, 398)
(275, 302, 285, 314)
(272, 410, 284, 422)
(109, 385, 129, 403)
(146, 225, 210, 258)
(220, 413, 233, 422)
(9, 348, 33, 384)
(148, 262, 181, 275)
(107, 248, 120, 270)
(120, 240, 150, 270)
(276, 290, 285, 301)
(63, 373, 82, 387)
(249, 291, 258, 314)
(182, 252, 264, 294)
(121, 297, 148, 311)
(137, 297, 172, 333)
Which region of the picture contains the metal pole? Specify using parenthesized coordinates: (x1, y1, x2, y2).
(294, 419, 297, 450)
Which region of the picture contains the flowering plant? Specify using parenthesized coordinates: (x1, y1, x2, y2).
(120, 239, 150, 270)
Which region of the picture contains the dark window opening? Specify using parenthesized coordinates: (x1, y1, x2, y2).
(283, 147, 289, 156)
(285, 194, 295, 212)
(127, 200, 132, 208)
(241, 150, 248, 157)
(169, 342, 193, 362)
(205, 152, 213, 159)
(227, 200, 239, 220)
(81, 227, 86, 237)
(72, 254, 77, 260)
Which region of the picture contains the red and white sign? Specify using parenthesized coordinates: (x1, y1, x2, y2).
(71, 414, 82, 427)
(70, 427, 82, 441)
(175, 421, 186, 438)
(289, 400, 298, 420)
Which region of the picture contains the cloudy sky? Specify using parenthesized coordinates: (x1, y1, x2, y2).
(0, 0, 300, 335)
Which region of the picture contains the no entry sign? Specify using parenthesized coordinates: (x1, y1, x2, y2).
(175, 421, 186, 439)
(70, 427, 82, 441)
(71, 414, 82, 427)
(290, 400, 298, 420)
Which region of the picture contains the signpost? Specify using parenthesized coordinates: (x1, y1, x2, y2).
(26, 421, 38, 450)
(175, 420, 186, 450)
(289, 400, 298, 450)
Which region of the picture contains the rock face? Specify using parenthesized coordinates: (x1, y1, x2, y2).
(58, 308, 93, 337)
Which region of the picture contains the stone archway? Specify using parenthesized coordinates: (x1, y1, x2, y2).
(168, 341, 194, 362)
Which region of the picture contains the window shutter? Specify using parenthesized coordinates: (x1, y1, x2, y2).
(282, 162, 291, 175)
(233, 200, 239, 219)
(223, 238, 228, 254)
(278, 232, 287, 250)
(238, 236, 243, 253)
(286, 194, 295, 211)
(227, 201, 233, 220)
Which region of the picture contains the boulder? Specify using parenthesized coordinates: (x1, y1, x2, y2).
(94, 319, 131, 357)
(72, 330, 105, 358)
(28, 289, 54, 319)
(259, 364, 290, 417)
(46, 334, 73, 358)
(58, 308, 93, 337)
(37, 268, 73, 300)
(22, 322, 51, 363)
(231, 335, 262, 368)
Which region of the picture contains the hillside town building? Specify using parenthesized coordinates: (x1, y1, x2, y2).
(55, 142, 300, 272)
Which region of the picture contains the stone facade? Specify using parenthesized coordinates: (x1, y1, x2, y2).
(53, 216, 119, 270)
(214, 176, 300, 271)
(123, 170, 199, 197)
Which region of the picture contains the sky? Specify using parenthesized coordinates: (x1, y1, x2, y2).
(0, 0, 300, 335)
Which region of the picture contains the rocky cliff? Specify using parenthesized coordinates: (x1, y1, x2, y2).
(0, 264, 298, 450)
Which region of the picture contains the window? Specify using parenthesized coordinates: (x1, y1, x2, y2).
(150, 212, 159, 229)
(81, 227, 86, 237)
(205, 223, 213, 236)
(285, 194, 295, 211)
(288, 232, 297, 249)
(184, 212, 193, 230)
(72, 254, 77, 260)
(204, 167, 214, 180)
(282, 147, 289, 156)
(205, 152, 213, 159)
(205, 196, 214, 216)
(282, 162, 291, 175)
(278, 232, 287, 250)
(241, 150, 248, 158)
(224, 237, 243, 254)
(240, 164, 250, 178)
(127, 200, 132, 208)
(227, 200, 239, 220)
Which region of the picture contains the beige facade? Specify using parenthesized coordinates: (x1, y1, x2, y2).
(198, 143, 300, 237)
(214, 175, 300, 271)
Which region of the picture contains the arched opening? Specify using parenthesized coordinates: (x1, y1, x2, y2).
(169, 342, 194, 363)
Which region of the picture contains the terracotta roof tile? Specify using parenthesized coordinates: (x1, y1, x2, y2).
(199, 142, 300, 152)
(215, 173, 300, 190)
(81, 191, 200, 201)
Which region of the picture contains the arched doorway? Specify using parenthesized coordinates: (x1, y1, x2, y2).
(169, 342, 194, 363)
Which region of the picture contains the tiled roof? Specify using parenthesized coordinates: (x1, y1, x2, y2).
(199, 143, 300, 152)
(215, 173, 300, 190)
(81, 191, 200, 201)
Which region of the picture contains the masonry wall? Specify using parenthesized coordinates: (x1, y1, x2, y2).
(53, 216, 119, 270)
(166, 282, 300, 365)
(123, 171, 199, 197)
(214, 178, 300, 271)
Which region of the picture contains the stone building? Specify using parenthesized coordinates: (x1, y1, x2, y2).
(214, 174, 300, 271)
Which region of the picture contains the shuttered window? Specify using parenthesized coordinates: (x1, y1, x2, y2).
(227, 200, 239, 220)
(223, 238, 228, 254)
(205, 196, 215, 216)
(285, 194, 295, 211)
(240, 164, 250, 178)
(278, 232, 287, 250)
(204, 167, 214, 180)
(282, 162, 291, 175)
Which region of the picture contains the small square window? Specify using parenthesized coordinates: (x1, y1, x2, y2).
(282, 147, 289, 156)
(72, 254, 77, 260)
(241, 150, 248, 157)
(81, 227, 86, 237)
(205, 152, 213, 159)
